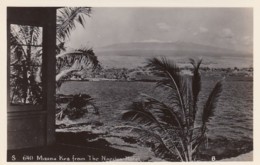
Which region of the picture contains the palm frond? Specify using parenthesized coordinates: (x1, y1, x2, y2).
(138, 93, 184, 128)
(57, 7, 91, 41)
(115, 126, 183, 161)
(190, 58, 202, 121)
(10, 30, 23, 47)
(56, 42, 66, 54)
(147, 57, 182, 89)
(146, 57, 186, 123)
(16, 25, 41, 46)
(11, 25, 41, 44)
(10, 46, 24, 65)
(122, 102, 165, 133)
(123, 98, 185, 150)
(190, 58, 202, 100)
(202, 80, 223, 125)
(182, 79, 194, 128)
(15, 25, 29, 45)
(75, 48, 100, 70)
(30, 26, 41, 45)
(56, 48, 100, 74)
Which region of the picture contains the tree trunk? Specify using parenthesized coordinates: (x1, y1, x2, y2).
(187, 144, 193, 161)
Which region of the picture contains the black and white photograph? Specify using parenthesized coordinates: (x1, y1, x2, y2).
(5, 6, 254, 162)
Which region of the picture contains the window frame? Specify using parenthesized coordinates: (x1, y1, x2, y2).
(7, 20, 45, 112)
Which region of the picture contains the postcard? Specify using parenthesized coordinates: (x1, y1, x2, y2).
(1, 0, 259, 164)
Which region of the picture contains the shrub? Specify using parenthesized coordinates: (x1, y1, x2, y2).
(56, 94, 99, 120)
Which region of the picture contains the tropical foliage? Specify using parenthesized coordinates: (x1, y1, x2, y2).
(10, 25, 43, 104)
(54, 7, 100, 119)
(56, 94, 99, 120)
(55, 7, 100, 88)
(121, 57, 223, 161)
(9, 7, 100, 105)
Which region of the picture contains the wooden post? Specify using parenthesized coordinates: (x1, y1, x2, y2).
(42, 8, 57, 146)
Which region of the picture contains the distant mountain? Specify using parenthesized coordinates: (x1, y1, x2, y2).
(94, 41, 252, 69)
(96, 41, 250, 55)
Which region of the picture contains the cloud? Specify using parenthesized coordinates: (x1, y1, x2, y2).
(138, 39, 162, 43)
(157, 22, 171, 31)
(242, 36, 252, 46)
(199, 26, 208, 33)
(192, 26, 208, 36)
(136, 39, 173, 43)
(193, 32, 198, 36)
(220, 28, 234, 39)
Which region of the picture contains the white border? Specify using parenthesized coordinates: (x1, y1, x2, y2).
(0, 0, 259, 165)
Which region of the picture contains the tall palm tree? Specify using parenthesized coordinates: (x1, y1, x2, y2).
(121, 57, 223, 161)
(10, 7, 100, 104)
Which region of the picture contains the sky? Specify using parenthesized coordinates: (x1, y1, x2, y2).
(67, 8, 253, 53)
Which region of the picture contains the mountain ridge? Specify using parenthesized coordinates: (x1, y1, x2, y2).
(93, 41, 252, 69)
(96, 41, 251, 55)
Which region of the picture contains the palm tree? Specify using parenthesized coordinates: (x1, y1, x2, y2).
(55, 7, 100, 120)
(55, 7, 100, 86)
(121, 57, 223, 161)
(10, 7, 100, 104)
